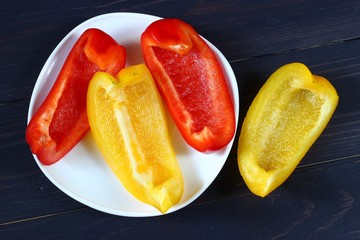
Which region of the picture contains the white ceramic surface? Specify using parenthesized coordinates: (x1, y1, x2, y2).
(27, 12, 239, 217)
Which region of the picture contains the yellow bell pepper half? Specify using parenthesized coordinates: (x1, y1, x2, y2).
(238, 62, 338, 197)
(87, 64, 184, 213)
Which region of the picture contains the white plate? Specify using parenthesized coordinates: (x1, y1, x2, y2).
(27, 12, 239, 217)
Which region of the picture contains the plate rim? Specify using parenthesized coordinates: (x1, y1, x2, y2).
(27, 12, 239, 217)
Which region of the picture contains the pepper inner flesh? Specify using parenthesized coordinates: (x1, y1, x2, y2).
(87, 66, 184, 213)
(250, 80, 324, 172)
(152, 46, 214, 134)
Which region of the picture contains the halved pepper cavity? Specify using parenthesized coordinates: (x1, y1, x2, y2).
(237, 63, 339, 197)
(141, 18, 236, 152)
(87, 64, 183, 213)
(26, 28, 126, 165)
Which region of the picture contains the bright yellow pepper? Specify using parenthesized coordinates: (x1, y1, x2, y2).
(87, 64, 183, 213)
(238, 62, 338, 197)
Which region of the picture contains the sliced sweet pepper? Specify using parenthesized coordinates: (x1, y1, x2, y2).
(141, 18, 236, 152)
(26, 28, 126, 165)
(238, 63, 339, 197)
(87, 64, 184, 213)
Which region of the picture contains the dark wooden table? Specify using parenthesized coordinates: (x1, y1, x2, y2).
(1, 0, 359, 239)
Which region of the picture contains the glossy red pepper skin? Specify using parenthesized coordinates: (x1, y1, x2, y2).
(26, 28, 126, 165)
(141, 19, 235, 152)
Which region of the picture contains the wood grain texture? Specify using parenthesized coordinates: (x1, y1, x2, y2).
(1, 0, 359, 239)
(1, 158, 359, 239)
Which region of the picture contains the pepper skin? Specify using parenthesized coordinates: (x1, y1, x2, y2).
(87, 64, 183, 213)
(26, 28, 126, 165)
(141, 18, 236, 152)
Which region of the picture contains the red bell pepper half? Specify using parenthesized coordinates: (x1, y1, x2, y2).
(26, 28, 126, 165)
(141, 19, 235, 152)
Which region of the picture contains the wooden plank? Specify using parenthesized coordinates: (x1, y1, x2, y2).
(0, 101, 28, 148)
(2, 1, 360, 103)
(192, 0, 360, 60)
(0, 102, 85, 224)
(0, 156, 359, 239)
